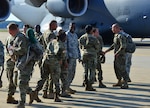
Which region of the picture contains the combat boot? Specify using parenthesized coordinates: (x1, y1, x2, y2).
(128, 77, 132, 82)
(54, 93, 62, 102)
(7, 95, 18, 104)
(113, 79, 122, 87)
(99, 81, 107, 88)
(42, 90, 48, 98)
(48, 92, 54, 99)
(60, 91, 71, 98)
(66, 88, 76, 94)
(29, 91, 34, 105)
(82, 82, 85, 87)
(85, 83, 96, 91)
(121, 81, 129, 89)
(34, 91, 42, 102)
(15, 103, 25, 108)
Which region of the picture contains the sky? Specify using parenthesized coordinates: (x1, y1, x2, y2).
(6, 13, 21, 21)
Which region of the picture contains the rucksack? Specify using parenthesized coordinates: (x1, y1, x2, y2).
(125, 35, 136, 53)
(30, 41, 44, 61)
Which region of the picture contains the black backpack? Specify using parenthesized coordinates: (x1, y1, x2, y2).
(125, 35, 136, 53)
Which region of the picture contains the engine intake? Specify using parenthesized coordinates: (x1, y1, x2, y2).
(46, 0, 88, 17)
(0, 0, 10, 21)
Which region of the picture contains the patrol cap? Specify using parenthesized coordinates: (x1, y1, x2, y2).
(85, 25, 93, 33)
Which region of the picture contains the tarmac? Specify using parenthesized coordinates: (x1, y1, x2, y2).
(0, 32, 150, 108)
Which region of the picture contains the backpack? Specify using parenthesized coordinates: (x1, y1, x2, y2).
(125, 35, 136, 53)
(30, 41, 44, 61)
(16, 42, 44, 71)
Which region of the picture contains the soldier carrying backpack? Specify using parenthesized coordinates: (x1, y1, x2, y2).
(121, 30, 136, 82)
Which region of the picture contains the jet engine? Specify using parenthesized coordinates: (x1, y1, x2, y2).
(0, 0, 10, 21)
(46, 0, 88, 18)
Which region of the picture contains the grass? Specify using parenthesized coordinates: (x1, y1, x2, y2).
(0, 29, 7, 32)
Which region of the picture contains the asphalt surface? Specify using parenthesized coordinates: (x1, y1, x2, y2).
(0, 32, 150, 108)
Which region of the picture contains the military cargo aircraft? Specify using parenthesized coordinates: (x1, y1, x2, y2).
(1, 0, 150, 43)
(0, 0, 10, 21)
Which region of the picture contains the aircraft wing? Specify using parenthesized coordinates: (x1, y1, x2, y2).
(25, 0, 46, 7)
(11, 0, 150, 44)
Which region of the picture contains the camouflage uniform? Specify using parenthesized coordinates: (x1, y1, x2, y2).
(34, 31, 46, 51)
(59, 40, 69, 96)
(0, 40, 4, 67)
(0, 40, 4, 88)
(96, 35, 104, 81)
(34, 38, 64, 102)
(42, 29, 56, 97)
(66, 30, 81, 93)
(108, 33, 129, 83)
(5, 36, 17, 101)
(34, 31, 46, 74)
(12, 32, 34, 105)
(79, 33, 99, 90)
(120, 31, 132, 81)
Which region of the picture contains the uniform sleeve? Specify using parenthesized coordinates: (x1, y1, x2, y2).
(98, 35, 104, 54)
(115, 34, 126, 55)
(94, 38, 100, 53)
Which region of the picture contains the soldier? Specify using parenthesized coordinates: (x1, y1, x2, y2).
(7, 23, 34, 108)
(79, 25, 99, 91)
(23, 24, 30, 35)
(66, 22, 81, 94)
(120, 29, 132, 82)
(34, 25, 46, 76)
(34, 25, 46, 50)
(57, 30, 71, 97)
(32, 20, 63, 102)
(92, 28, 106, 88)
(41, 20, 57, 99)
(5, 28, 18, 104)
(104, 23, 129, 89)
(0, 40, 4, 88)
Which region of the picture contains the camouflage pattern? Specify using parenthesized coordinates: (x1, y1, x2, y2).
(108, 33, 129, 81)
(59, 41, 68, 92)
(35, 39, 65, 94)
(42, 75, 53, 93)
(0, 40, 4, 66)
(34, 31, 46, 51)
(79, 33, 99, 84)
(34, 31, 46, 76)
(12, 32, 33, 104)
(96, 35, 104, 81)
(0, 40, 4, 88)
(126, 53, 132, 75)
(42, 29, 56, 93)
(5, 36, 17, 97)
(43, 29, 56, 45)
(66, 31, 81, 89)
